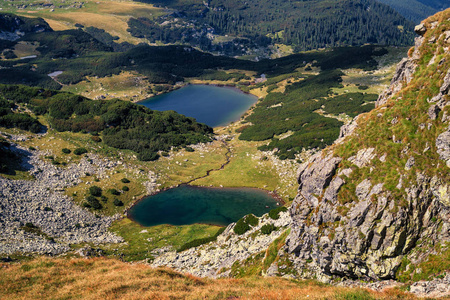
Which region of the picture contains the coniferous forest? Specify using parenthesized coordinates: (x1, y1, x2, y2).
(132, 0, 415, 51)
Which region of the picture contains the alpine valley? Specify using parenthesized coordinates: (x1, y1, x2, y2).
(1, 0, 450, 299)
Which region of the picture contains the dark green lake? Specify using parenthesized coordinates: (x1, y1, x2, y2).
(128, 185, 279, 227)
(138, 84, 257, 127)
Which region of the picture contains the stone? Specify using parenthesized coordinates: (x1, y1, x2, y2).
(428, 105, 441, 120)
(376, 58, 417, 107)
(414, 23, 427, 36)
(405, 157, 415, 170)
(436, 128, 450, 166)
(348, 148, 376, 168)
(355, 179, 372, 201)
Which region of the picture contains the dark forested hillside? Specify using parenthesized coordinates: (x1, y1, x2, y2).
(133, 0, 415, 51)
(0, 85, 213, 161)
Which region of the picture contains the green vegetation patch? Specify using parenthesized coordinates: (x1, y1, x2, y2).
(177, 227, 226, 252)
(322, 93, 377, 118)
(268, 206, 288, 220)
(133, 0, 414, 51)
(262, 229, 290, 271)
(106, 218, 221, 261)
(234, 214, 259, 235)
(0, 96, 42, 133)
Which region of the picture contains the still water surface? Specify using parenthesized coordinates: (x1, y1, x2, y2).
(139, 84, 257, 127)
(128, 185, 279, 227)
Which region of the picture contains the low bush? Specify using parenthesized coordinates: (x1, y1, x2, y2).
(91, 136, 102, 143)
(109, 188, 120, 195)
(85, 195, 102, 210)
(245, 214, 259, 226)
(89, 186, 102, 197)
(73, 147, 88, 155)
(113, 198, 123, 206)
(122, 186, 129, 191)
(61, 148, 71, 154)
(234, 214, 259, 235)
(261, 223, 277, 235)
(121, 178, 130, 183)
(268, 206, 288, 220)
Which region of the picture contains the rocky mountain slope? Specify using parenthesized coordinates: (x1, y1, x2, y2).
(285, 9, 450, 282)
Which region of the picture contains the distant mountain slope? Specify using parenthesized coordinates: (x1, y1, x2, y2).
(418, 0, 449, 10)
(134, 0, 415, 51)
(376, 0, 449, 23)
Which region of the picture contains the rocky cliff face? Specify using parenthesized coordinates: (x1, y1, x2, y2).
(284, 9, 450, 281)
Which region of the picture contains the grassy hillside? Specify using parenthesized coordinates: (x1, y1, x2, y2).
(0, 257, 417, 300)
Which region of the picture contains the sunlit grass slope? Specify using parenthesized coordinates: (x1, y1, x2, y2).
(0, 257, 417, 300)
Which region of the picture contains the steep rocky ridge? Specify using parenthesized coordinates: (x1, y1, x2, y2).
(283, 8, 450, 282)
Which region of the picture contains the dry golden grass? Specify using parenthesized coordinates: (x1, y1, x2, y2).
(0, 257, 416, 300)
(42, 18, 72, 31)
(249, 86, 269, 99)
(93, 0, 162, 18)
(18, 0, 164, 44)
(44, 11, 141, 44)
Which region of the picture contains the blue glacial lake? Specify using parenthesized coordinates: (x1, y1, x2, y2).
(138, 84, 257, 127)
(128, 185, 279, 227)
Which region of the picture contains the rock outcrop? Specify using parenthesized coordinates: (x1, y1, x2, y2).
(152, 211, 291, 278)
(285, 9, 450, 282)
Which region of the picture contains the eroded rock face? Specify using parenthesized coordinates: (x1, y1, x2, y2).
(286, 156, 449, 280)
